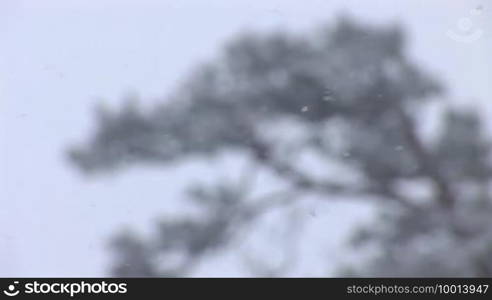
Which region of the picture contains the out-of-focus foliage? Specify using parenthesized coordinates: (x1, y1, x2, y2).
(68, 17, 492, 277)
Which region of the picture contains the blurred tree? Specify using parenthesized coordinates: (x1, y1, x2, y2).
(68, 17, 492, 277)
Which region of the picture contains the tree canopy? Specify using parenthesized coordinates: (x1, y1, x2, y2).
(68, 17, 492, 277)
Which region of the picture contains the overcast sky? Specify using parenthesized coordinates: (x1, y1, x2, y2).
(1, 0, 490, 276)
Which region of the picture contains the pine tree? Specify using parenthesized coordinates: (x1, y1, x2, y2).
(68, 17, 492, 277)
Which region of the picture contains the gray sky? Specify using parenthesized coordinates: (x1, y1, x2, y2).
(1, 0, 490, 276)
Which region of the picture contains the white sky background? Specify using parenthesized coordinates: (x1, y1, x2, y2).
(0, 0, 491, 276)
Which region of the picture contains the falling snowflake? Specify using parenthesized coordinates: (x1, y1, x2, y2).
(323, 89, 335, 101)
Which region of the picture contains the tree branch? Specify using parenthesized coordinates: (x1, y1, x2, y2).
(393, 104, 456, 208)
(246, 133, 420, 210)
